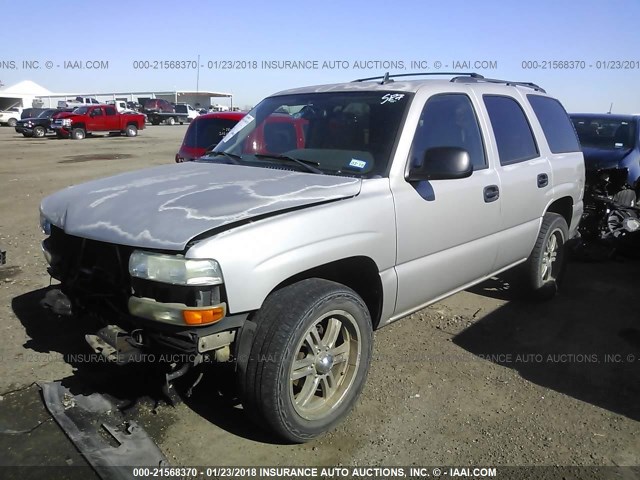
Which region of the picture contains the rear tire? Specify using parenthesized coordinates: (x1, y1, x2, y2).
(238, 278, 373, 443)
(525, 213, 569, 300)
(167, 117, 176, 126)
(125, 124, 138, 137)
(71, 127, 85, 140)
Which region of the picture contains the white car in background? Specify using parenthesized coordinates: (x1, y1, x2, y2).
(0, 107, 22, 127)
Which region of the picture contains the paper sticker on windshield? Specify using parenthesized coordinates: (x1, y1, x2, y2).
(348, 159, 367, 169)
(219, 114, 254, 144)
(381, 93, 405, 104)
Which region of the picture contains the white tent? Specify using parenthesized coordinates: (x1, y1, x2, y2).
(0, 80, 53, 110)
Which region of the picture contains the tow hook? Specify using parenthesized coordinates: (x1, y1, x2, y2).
(163, 363, 190, 406)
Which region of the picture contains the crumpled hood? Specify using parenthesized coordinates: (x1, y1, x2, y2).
(40, 162, 361, 250)
(582, 146, 631, 171)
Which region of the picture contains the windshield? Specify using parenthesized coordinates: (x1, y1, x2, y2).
(211, 91, 411, 177)
(73, 106, 89, 114)
(39, 109, 57, 118)
(571, 117, 637, 150)
(185, 117, 241, 149)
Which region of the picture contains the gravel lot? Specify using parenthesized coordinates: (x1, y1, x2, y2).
(0, 125, 638, 474)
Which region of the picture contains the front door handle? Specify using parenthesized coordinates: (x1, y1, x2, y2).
(484, 185, 500, 203)
(537, 173, 549, 188)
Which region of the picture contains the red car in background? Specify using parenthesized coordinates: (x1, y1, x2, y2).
(175, 111, 309, 163)
(176, 112, 245, 162)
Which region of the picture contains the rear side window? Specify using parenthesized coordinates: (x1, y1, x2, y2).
(527, 95, 580, 153)
(484, 95, 538, 165)
(105, 107, 116, 116)
(185, 117, 239, 149)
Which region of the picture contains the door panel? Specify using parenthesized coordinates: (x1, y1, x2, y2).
(392, 93, 501, 317)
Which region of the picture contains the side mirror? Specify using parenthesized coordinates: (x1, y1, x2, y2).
(407, 146, 473, 181)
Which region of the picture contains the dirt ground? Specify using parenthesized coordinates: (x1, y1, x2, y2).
(0, 125, 638, 475)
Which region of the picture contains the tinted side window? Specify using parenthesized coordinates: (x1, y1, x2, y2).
(91, 108, 103, 116)
(527, 95, 580, 153)
(105, 107, 116, 116)
(410, 94, 487, 171)
(484, 95, 538, 165)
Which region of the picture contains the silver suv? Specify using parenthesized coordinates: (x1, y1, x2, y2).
(39, 73, 584, 442)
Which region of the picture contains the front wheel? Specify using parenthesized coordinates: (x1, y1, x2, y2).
(239, 278, 373, 443)
(71, 127, 85, 140)
(525, 212, 569, 299)
(7, 118, 17, 127)
(33, 126, 46, 138)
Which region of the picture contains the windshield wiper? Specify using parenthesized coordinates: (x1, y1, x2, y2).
(253, 154, 323, 174)
(203, 151, 243, 165)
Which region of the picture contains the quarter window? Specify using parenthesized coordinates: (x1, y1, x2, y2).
(484, 95, 538, 165)
(527, 95, 580, 153)
(105, 107, 117, 116)
(410, 94, 487, 171)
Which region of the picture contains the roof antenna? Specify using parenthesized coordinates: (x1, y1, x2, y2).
(381, 72, 392, 85)
(608, 102, 613, 114)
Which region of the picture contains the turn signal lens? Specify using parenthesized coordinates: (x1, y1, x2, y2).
(183, 307, 225, 325)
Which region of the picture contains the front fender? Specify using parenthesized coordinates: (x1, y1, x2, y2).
(185, 179, 396, 313)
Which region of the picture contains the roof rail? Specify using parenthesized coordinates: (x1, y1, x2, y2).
(451, 75, 546, 93)
(352, 72, 483, 84)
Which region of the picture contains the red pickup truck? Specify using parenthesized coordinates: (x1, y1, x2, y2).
(51, 105, 146, 140)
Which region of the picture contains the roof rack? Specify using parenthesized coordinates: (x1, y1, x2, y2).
(351, 72, 483, 84)
(351, 71, 546, 92)
(451, 75, 546, 93)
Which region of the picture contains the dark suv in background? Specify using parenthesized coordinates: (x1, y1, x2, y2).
(570, 114, 640, 186)
(15, 108, 73, 137)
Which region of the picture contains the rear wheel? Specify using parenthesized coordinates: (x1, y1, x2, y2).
(71, 127, 85, 140)
(125, 124, 138, 137)
(33, 126, 46, 138)
(525, 212, 568, 299)
(167, 117, 176, 126)
(239, 278, 373, 443)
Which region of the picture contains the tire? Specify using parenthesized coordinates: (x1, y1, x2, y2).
(125, 124, 138, 137)
(71, 127, 85, 140)
(525, 213, 569, 299)
(33, 126, 46, 138)
(7, 118, 17, 127)
(167, 117, 176, 126)
(239, 278, 373, 443)
(152, 120, 160, 126)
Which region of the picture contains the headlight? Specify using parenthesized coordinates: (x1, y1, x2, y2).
(129, 251, 223, 286)
(62, 118, 72, 126)
(25, 121, 33, 127)
(40, 213, 51, 235)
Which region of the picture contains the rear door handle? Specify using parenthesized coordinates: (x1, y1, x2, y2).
(483, 185, 500, 203)
(537, 173, 549, 188)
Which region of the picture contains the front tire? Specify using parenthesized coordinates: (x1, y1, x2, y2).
(239, 278, 373, 443)
(7, 118, 17, 127)
(33, 126, 46, 138)
(71, 127, 85, 140)
(525, 213, 568, 299)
